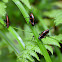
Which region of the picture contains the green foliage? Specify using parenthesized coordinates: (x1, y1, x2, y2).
(42, 37, 60, 47)
(51, 34, 62, 43)
(0, 2, 6, 17)
(52, 1, 62, 8)
(0, 0, 62, 62)
(44, 10, 62, 26)
(8, 26, 25, 49)
(20, 0, 31, 9)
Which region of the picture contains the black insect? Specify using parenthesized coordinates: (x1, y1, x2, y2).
(38, 29, 49, 40)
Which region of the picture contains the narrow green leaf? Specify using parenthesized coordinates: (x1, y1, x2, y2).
(12, 0, 29, 23)
(20, 0, 31, 9)
(5, 32, 23, 52)
(0, 18, 5, 26)
(0, 31, 19, 55)
(8, 26, 25, 50)
(0, 18, 25, 50)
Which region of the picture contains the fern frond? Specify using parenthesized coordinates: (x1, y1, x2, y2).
(44, 10, 62, 26)
(42, 37, 60, 47)
(50, 34, 62, 43)
(18, 50, 35, 62)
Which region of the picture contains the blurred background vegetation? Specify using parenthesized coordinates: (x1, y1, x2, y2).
(0, 0, 62, 62)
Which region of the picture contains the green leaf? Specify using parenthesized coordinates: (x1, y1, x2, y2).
(0, 2, 6, 17)
(8, 26, 25, 50)
(0, 31, 19, 55)
(42, 37, 60, 47)
(0, 18, 25, 54)
(29, 51, 40, 61)
(45, 45, 53, 54)
(17, 58, 29, 62)
(18, 50, 34, 62)
(0, 18, 5, 25)
(20, 0, 31, 9)
(51, 34, 62, 43)
(12, 0, 29, 23)
(44, 10, 62, 26)
(5, 32, 23, 52)
(25, 41, 41, 61)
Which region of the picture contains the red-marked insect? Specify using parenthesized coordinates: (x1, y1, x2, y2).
(4, 15, 9, 28)
(38, 29, 49, 40)
(38, 28, 53, 40)
(26, 9, 35, 26)
(29, 13, 34, 26)
(26, 9, 38, 26)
